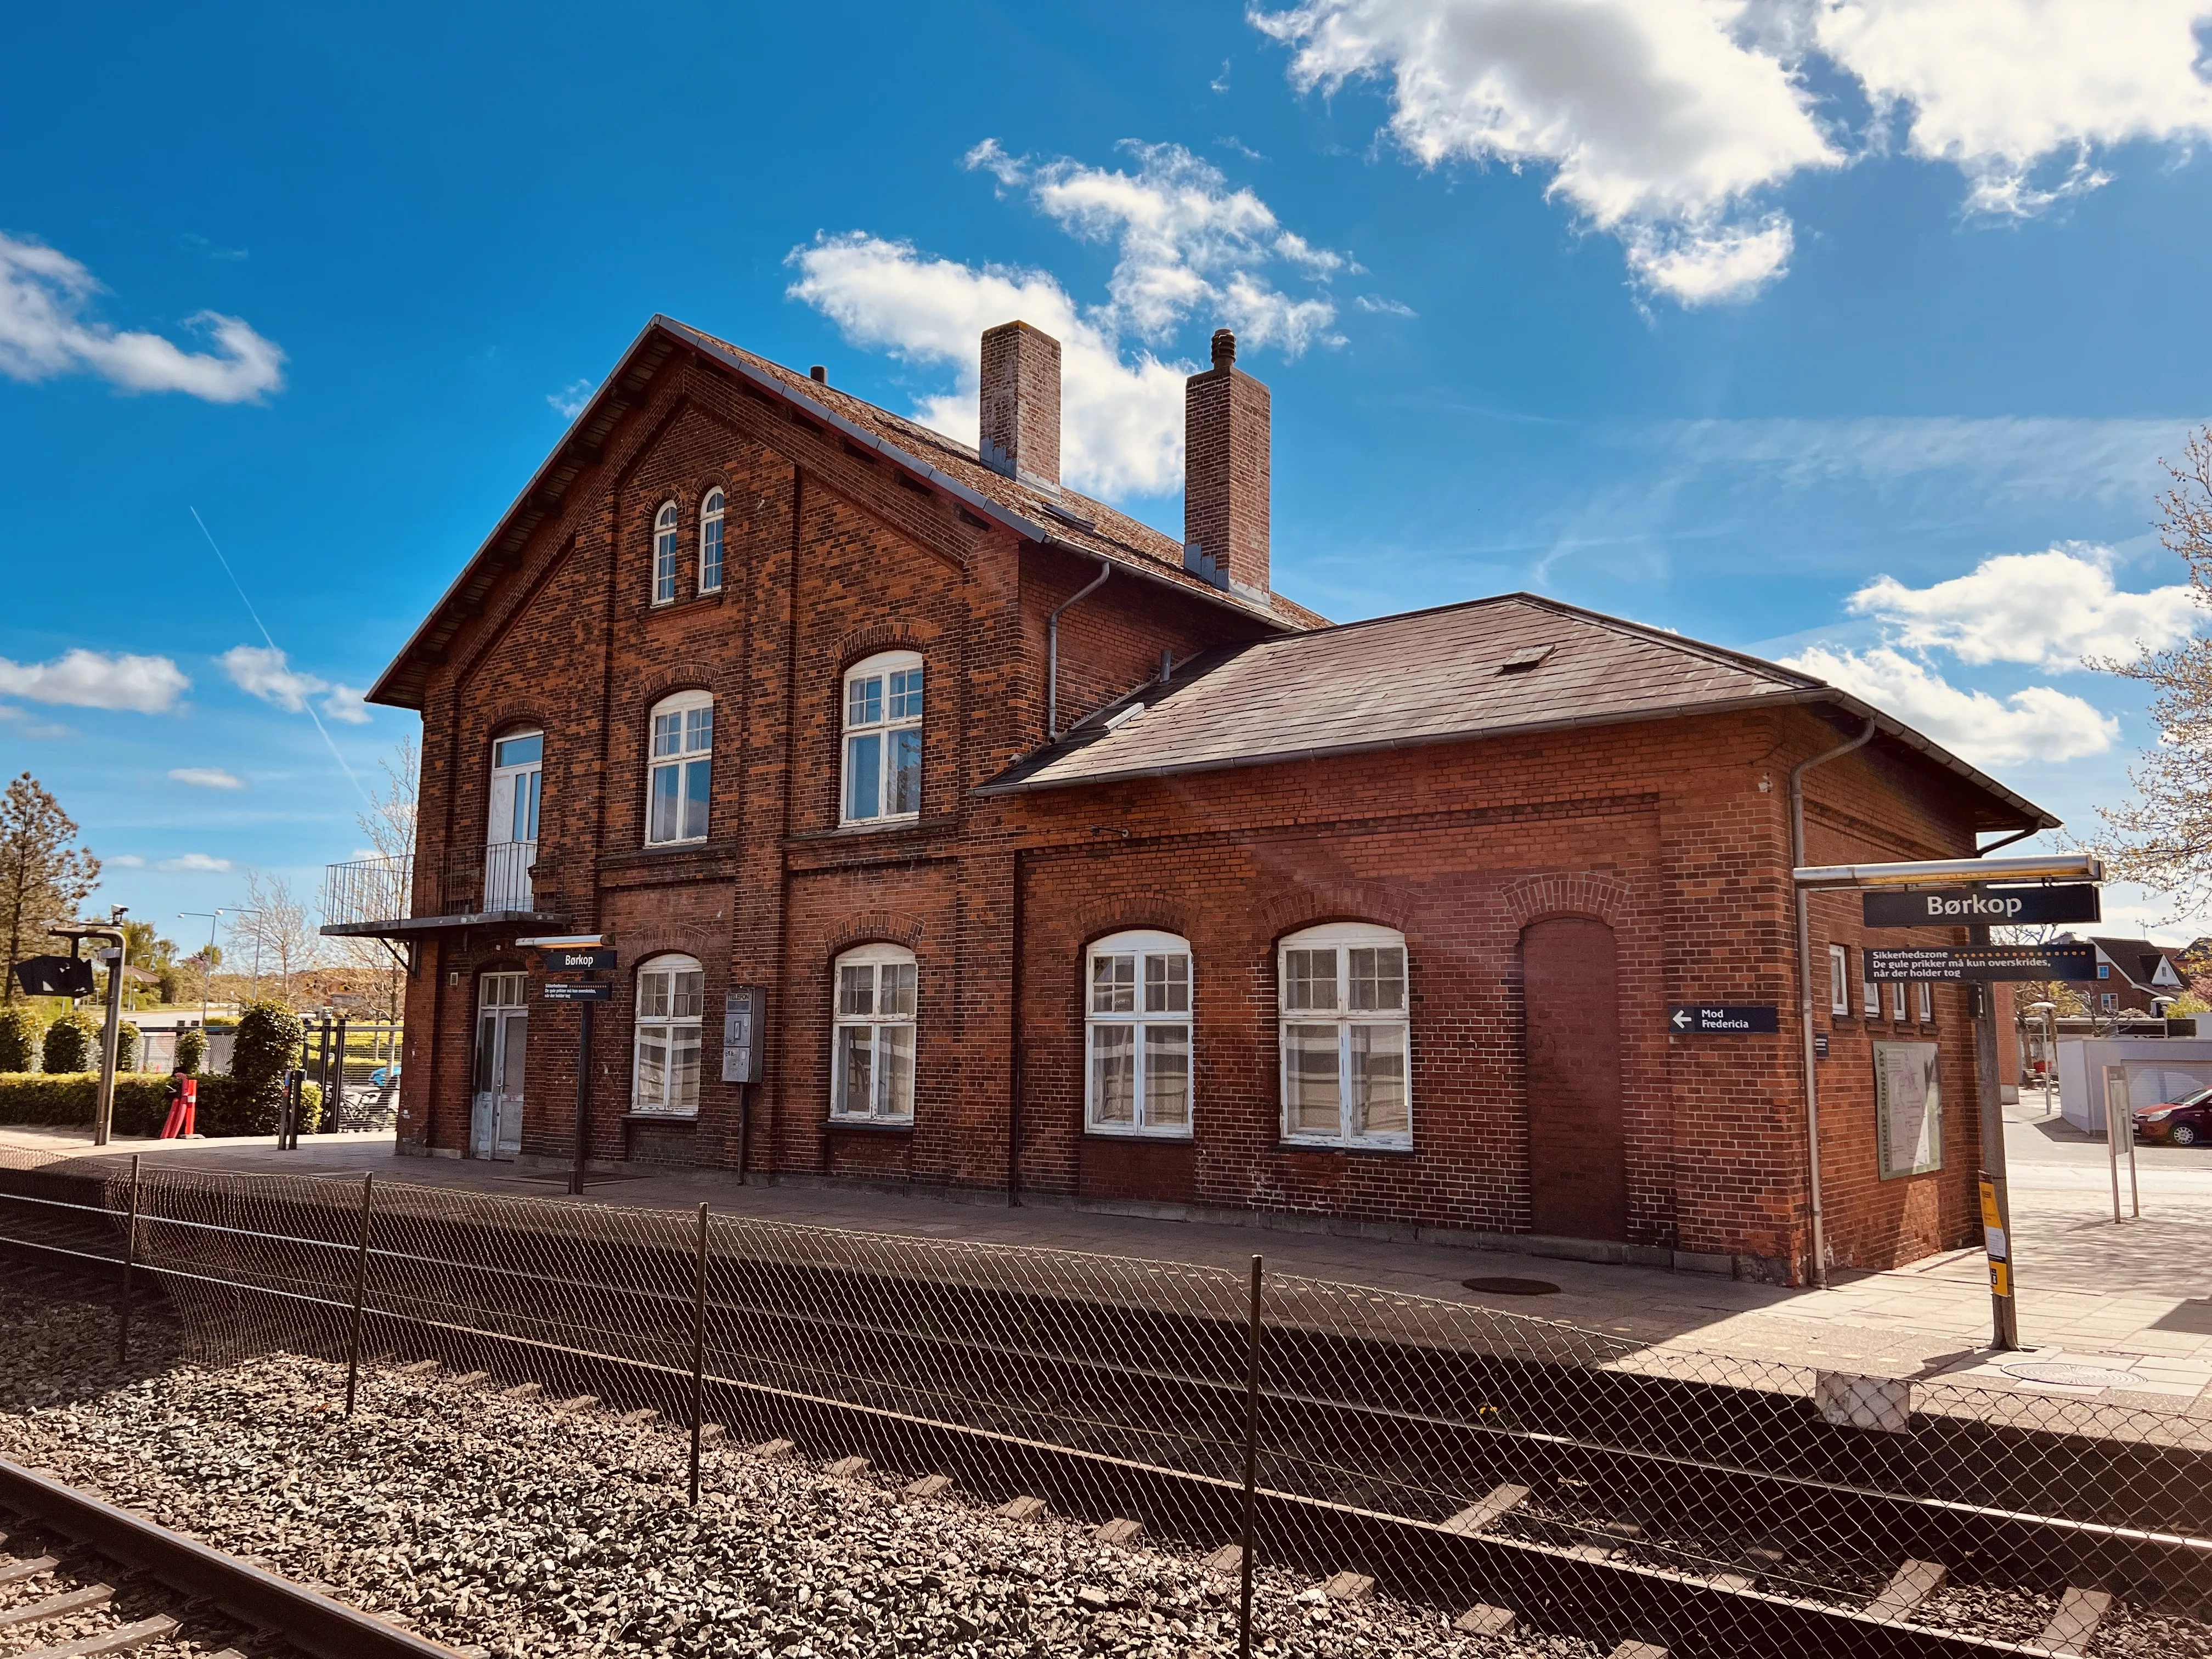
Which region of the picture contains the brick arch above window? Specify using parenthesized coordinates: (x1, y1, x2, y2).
(1068, 891, 1195, 949)
(1254, 882, 1417, 945)
(1499, 873, 1629, 932)
(478, 708, 554, 750)
(630, 665, 720, 712)
(822, 910, 928, 958)
(834, 619, 937, 672)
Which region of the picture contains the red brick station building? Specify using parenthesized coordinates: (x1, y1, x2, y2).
(330, 314, 2057, 1284)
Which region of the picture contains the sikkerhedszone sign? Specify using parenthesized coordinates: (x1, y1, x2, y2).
(1861, 884, 2100, 927)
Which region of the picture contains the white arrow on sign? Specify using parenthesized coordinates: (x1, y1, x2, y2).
(1671, 1008, 1692, 1029)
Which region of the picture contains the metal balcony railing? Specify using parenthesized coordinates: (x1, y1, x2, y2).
(320, 840, 546, 932)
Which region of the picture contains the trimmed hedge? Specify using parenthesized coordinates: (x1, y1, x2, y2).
(175, 1027, 206, 1075)
(0, 1005, 40, 1073)
(42, 1010, 99, 1074)
(0, 1073, 324, 1137)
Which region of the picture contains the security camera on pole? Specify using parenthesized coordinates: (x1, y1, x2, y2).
(19, 907, 133, 1147)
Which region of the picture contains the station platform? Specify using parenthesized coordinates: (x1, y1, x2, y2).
(8, 1087, 2209, 1410)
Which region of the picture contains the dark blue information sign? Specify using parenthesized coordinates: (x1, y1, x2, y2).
(1668, 1004, 1780, 1035)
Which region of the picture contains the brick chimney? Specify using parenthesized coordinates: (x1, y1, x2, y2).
(978, 321, 1061, 491)
(1182, 329, 1269, 600)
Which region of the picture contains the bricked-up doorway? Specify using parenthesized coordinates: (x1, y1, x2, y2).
(1522, 917, 1626, 1243)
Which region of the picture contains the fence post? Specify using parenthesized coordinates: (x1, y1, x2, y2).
(1240, 1252, 1261, 1659)
(117, 1154, 141, 1363)
(345, 1173, 375, 1416)
(690, 1201, 710, 1506)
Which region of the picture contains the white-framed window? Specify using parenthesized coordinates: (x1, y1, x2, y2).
(647, 691, 712, 845)
(489, 730, 543, 844)
(1891, 980, 1907, 1021)
(633, 955, 704, 1116)
(842, 651, 924, 825)
(831, 943, 917, 1122)
(1086, 930, 1193, 1137)
(1278, 922, 1410, 1149)
(699, 488, 725, 593)
(2101, 991, 2118, 1012)
(1829, 944, 1849, 1017)
(1863, 964, 1882, 1018)
(1917, 980, 1933, 1023)
(652, 501, 680, 604)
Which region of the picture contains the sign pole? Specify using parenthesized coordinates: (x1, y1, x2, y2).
(94, 936, 126, 1147)
(571, 995, 592, 1198)
(1970, 922, 2021, 1351)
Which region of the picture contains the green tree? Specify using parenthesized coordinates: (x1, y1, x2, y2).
(119, 921, 182, 1008)
(0, 1003, 41, 1071)
(0, 774, 99, 1003)
(41, 1008, 100, 1073)
(174, 1026, 206, 1075)
(231, 998, 304, 1106)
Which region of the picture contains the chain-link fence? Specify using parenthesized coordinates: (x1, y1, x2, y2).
(1, 1142, 2207, 1658)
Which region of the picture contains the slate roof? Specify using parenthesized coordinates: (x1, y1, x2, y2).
(367, 315, 1322, 709)
(977, 592, 2059, 833)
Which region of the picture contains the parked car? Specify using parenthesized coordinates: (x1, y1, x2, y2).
(2134, 1088, 2212, 1147)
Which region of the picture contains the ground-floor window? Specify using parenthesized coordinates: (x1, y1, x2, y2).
(831, 943, 916, 1121)
(1278, 922, 1410, 1149)
(633, 954, 704, 1115)
(1085, 929, 1192, 1136)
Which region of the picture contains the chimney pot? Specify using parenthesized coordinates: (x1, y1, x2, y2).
(810, 365, 827, 383)
(1184, 329, 1269, 601)
(978, 321, 1063, 491)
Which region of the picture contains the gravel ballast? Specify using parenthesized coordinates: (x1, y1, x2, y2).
(0, 1286, 1602, 1658)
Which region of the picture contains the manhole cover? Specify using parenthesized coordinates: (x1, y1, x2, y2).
(2000, 1363, 2146, 1388)
(1463, 1277, 1562, 1296)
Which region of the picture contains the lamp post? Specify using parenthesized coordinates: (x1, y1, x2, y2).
(179, 910, 225, 1034)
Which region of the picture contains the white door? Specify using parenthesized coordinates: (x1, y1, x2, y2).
(486, 731, 543, 911)
(470, 973, 528, 1160)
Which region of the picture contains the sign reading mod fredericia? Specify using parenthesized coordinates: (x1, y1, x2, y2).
(1864, 944, 2098, 983)
(1861, 884, 2100, 928)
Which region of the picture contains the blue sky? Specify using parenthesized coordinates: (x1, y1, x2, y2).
(6, 0, 2212, 943)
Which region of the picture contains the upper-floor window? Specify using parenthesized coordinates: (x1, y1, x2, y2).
(647, 691, 712, 845)
(1830, 944, 1849, 1017)
(842, 651, 923, 825)
(653, 501, 680, 605)
(699, 489, 725, 594)
(634, 954, 704, 1116)
(1086, 930, 1193, 1137)
(489, 730, 543, 845)
(1279, 922, 1410, 1149)
(831, 943, 917, 1122)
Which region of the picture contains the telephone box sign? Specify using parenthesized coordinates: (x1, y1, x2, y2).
(1862, 884, 2100, 928)
(723, 986, 766, 1083)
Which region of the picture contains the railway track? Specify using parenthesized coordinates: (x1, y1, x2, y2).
(1, 1162, 2205, 1657)
(0, 1452, 466, 1659)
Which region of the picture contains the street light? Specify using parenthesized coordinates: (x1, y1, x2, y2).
(179, 910, 225, 1032)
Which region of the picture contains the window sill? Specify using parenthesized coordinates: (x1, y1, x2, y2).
(1276, 1139, 1414, 1157)
(788, 814, 957, 845)
(825, 1117, 915, 1133)
(625, 1111, 698, 1124)
(1084, 1127, 1194, 1143)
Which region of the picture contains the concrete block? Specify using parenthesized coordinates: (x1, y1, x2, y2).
(1093, 1517, 1144, 1547)
(747, 1439, 795, 1459)
(498, 1381, 541, 1400)
(1440, 1484, 1531, 1535)
(1323, 1572, 1374, 1602)
(551, 1395, 598, 1415)
(1866, 1559, 1947, 1621)
(1203, 1544, 1244, 1574)
(825, 1455, 871, 1479)
(2040, 1587, 2112, 1656)
(995, 1496, 1048, 1522)
(900, 1474, 953, 1500)
(1454, 1605, 1515, 1638)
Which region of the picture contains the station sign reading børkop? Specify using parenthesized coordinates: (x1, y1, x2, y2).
(1861, 884, 2100, 928)
(1863, 944, 2098, 983)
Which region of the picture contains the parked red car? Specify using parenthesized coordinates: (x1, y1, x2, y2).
(2134, 1089, 2212, 1147)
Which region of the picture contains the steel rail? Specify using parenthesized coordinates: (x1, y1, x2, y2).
(0, 1457, 463, 1659)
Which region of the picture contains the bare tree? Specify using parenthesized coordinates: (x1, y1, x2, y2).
(2097, 428, 2212, 913)
(227, 869, 321, 1005)
(0, 772, 100, 1002)
(334, 741, 417, 1018)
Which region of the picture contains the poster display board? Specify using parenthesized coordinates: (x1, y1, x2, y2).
(1874, 1041, 1943, 1180)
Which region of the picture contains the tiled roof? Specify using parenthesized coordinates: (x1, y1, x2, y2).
(2083, 938, 2183, 990)
(977, 593, 2058, 833)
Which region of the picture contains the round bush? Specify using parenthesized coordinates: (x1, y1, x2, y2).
(0, 1005, 42, 1073)
(115, 1020, 140, 1073)
(41, 1009, 100, 1074)
(231, 999, 304, 1108)
(174, 1026, 206, 1075)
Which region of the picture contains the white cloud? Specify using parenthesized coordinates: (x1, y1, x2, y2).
(156, 853, 232, 873)
(788, 139, 1352, 497)
(1354, 293, 1418, 316)
(0, 704, 73, 738)
(320, 684, 373, 725)
(0, 233, 284, 402)
(1253, 0, 1838, 303)
(0, 648, 188, 713)
(548, 377, 594, 419)
(1848, 544, 2200, 673)
(1254, 0, 2212, 303)
(109, 854, 146, 868)
(219, 645, 366, 724)
(1783, 644, 2117, 766)
(168, 766, 246, 791)
(789, 233, 1190, 497)
(1816, 0, 2212, 217)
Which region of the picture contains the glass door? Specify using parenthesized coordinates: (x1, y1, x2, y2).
(470, 973, 528, 1160)
(486, 731, 542, 911)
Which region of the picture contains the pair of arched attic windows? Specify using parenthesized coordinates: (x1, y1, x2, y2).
(653, 492, 725, 605)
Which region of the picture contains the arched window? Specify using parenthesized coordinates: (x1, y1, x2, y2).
(653, 501, 680, 604)
(634, 954, 704, 1116)
(831, 943, 917, 1121)
(699, 488, 725, 594)
(1085, 930, 1192, 1137)
(646, 691, 712, 845)
(1278, 922, 1410, 1148)
(842, 651, 923, 825)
